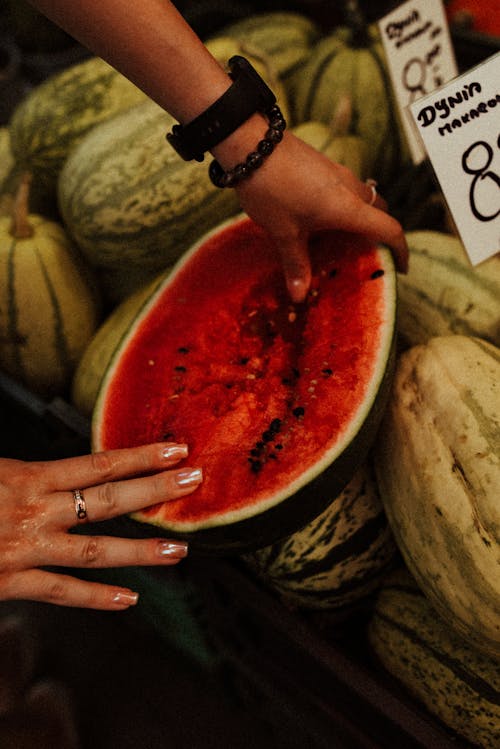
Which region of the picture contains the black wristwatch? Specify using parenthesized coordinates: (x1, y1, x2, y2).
(166, 56, 277, 162)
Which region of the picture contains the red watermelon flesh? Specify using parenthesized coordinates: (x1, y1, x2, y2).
(93, 216, 396, 551)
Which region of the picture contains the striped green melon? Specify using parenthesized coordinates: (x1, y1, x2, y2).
(369, 567, 500, 749)
(8, 56, 148, 201)
(93, 215, 397, 553)
(375, 335, 500, 658)
(0, 175, 101, 397)
(241, 461, 397, 613)
(398, 231, 500, 348)
(288, 29, 409, 186)
(58, 98, 240, 304)
(210, 11, 322, 82)
(71, 271, 168, 418)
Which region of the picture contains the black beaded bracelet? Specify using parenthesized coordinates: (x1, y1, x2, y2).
(208, 104, 286, 188)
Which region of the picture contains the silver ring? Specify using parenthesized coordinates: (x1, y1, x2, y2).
(72, 489, 88, 521)
(366, 178, 378, 206)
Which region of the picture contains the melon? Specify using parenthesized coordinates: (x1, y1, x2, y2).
(210, 11, 322, 82)
(93, 215, 397, 554)
(8, 56, 148, 202)
(288, 27, 409, 186)
(369, 567, 500, 749)
(0, 174, 101, 397)
(398, 231, 500, 347)
(58, 98, 240, 303)
(375, 335, 500, 657)
(242, 460, 397, 613)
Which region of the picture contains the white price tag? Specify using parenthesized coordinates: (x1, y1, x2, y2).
(409, 52, 500, 266)
(378, 0, 458, 164)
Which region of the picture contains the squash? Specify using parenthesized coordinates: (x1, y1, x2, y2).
(375, 335, 500, 657)
(0, 174, 101, 397)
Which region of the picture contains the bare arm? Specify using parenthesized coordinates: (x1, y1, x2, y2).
(29, 0, 408, 300)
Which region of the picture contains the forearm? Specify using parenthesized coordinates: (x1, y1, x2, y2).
(28, 0, 231, 123)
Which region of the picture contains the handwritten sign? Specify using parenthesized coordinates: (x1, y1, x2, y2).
(378, 0, 458, 163)
(409, 52, 500, 265)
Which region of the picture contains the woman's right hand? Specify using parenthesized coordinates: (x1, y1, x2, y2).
(0, 442, 202, 610)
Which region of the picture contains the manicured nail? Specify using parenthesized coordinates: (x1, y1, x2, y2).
(112, 590, 139, 607)
(158, 541, 188, 558)
(175, 467, 203, 488)
(162, 443, 188, 460)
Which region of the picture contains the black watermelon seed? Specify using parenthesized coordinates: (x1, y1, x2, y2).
(275, 443, 283, 450)
(270, 418, 282, 433)
(256, 441, 264, 449)
(174, 365, 187, 372)
(239, 357, 250, 365)
(329, 268, 338, 278)
(292, 406, 305, 418)
(292, 368, 300, 378)
(177, 346, 189, 354)
(322, 368, 333, 377)
(370, 269, 385, 279)
(163, 432, 175, 441)
(262, 430, 274, 442)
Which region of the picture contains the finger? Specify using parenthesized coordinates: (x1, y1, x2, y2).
(0, 569, 140, 610)
(54, 466, 203, 527)
(48, 534, 188, 570)
(33, 442, 190, 493)
(325, 191, 409, 274)
(356, 205, 409, 273)
(363, 179, 388, 212)
(275, 232, 312, 303)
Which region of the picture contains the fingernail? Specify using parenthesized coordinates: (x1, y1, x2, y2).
(175, 467, 203, 488)
(112, 590, 139, 607)
(158, 541, 188, 558)
(162, 443, 188, 460)
(288, 278, 308, 304)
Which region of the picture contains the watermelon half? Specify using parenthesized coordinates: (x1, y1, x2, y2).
(93, 216, 397, 553)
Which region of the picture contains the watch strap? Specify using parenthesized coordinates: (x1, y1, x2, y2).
(166, 56, 276, 162)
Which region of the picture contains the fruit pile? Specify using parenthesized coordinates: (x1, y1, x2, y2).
(1, 7, 499, 747)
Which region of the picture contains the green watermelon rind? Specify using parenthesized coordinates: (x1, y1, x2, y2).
(92, 215, 397, 554)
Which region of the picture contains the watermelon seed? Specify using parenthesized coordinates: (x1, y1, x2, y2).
(177, 346, 189, 354)
(163, 432, 175, 441)
(329, 269, 338, 278)
(322, 368, 333, 377)
(275, 443, 283, 450)
(248, 459, 262, 474)
(174, 365, 187, 372)
(239, 357, 250, 365)
(292, 406, 305, 418)
(269, 418, 282, 433)
(370, 269, 385, 279)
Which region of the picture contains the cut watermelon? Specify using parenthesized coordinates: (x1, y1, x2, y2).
(93, 216, 397, 553)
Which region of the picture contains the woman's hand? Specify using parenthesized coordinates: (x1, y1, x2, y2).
(0, 443, 201, 610)
(235, 131, 409, 303)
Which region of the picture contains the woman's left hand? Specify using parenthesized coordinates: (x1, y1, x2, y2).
(0, 442, 201, 610)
